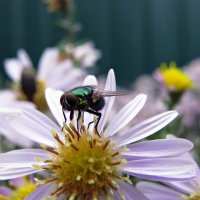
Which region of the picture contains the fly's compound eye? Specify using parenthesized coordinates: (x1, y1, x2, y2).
(60, 93, 78, 110)
(60, 94, 66, 107)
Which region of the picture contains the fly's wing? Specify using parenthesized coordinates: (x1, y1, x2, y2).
(73, 85, 126, 97)
(92, 88, 127, 101)
(96, 90, 127, 97)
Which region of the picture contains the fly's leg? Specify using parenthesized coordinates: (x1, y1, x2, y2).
(87, 121, 94, 130)
(70, 110, 74, 121)
(69, 110, 75, 128)
(77, 110, 81, 132)
(62, 110, 75, 132)
(95, 112, 101, 135)
(62, 109, 67, 131)
(62, 109, 67, 123)
(86, 109, 101, 136)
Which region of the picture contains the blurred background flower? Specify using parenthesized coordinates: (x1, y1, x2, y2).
(3, 48, 85, 111)
(0, 177, 36, 200)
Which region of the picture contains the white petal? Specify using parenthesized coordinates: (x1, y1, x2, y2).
(5, 108, 61, 147)
(117, 181, 149, 200)
(0, 90, 16, 101)
(0, 121, 34, 147)
(45, 88, 67, 127)
(0, 168, 41, 180)
(74, 41, 101, 67)
(122, 138, 193, 159)
(136, 182, 183, 200)
(0, 90, 35, 109)
(37, 48, 58, 80)
(50, 67, 84, 90)
(25, 183, 54, 200)
(115, 111, 178, 147)
(82, 75, 98, 86)
(4, 59, 24, 82)
(46, 60, 84, 90)
(0, 110, 34, 147)
(17, 49, 32, 67)
(104, 94, 147, 137)
(0, 149, 48, 167)
(4, 49, 32, 82)
(98, 69, 116, 133)
(7, 101, 35, 110)
(0, 107, 23, 115)
(166, 181, 197, 195)
(24, 108, 60, 131)
(122, 158, 196, 181)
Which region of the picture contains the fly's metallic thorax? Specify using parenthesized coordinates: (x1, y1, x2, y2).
(20, 68, 37, 102)
(69, 86, 105, 111)
(71, 86, 94, 109)
(71, 86, 93, 98)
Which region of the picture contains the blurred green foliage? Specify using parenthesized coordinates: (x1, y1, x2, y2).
(1, 0, 200, 86)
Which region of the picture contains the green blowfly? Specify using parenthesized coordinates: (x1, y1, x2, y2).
(60, 85, 126, 134)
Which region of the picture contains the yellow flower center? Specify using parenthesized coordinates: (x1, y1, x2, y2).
(18, 79, 48, 112)
(157, 62, 194, 91)
(33, 80, 48, 112)
(37, 124, 126, 199)
(0, 178, 36, 200)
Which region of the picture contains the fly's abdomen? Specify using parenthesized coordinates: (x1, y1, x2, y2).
(90, 97, 105, 111)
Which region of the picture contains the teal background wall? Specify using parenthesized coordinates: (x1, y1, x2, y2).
(1, 0, 200, 86)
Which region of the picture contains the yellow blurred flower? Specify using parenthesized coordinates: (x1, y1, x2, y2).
(0, 177, 36, 200)
(156, 62, 194, 92)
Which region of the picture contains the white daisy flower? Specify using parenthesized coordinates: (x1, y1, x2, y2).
(3, 48, 85, 111)
(0, 69, 196, 199)
(64, 41, 101, 68)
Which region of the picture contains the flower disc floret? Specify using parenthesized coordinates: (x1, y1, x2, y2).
(39, 124, 126, 199)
